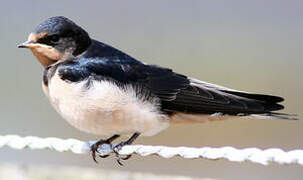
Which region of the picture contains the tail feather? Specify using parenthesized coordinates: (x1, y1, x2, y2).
(222, 90, 285, 113)
(248, 113, 299, 120)
(262, 102, 284, 112)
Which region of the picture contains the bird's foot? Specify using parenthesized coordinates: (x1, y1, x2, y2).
(112, 133, 140, 166)
(112, 142, 133, 166)
(90, 135, 120, 163)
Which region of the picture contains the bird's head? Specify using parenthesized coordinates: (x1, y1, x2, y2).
(18, 16, 91, 67)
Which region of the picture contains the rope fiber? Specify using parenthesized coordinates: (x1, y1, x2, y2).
(1, 135, 303, 166)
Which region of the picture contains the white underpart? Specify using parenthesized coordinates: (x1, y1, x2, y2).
(45, 72, 169, 136)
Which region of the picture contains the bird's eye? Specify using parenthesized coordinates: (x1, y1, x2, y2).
(48, 35, 60, 43)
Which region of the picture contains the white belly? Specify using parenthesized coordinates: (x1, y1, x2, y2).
(43, 73, 169, 136)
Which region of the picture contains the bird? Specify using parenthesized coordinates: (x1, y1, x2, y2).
(18, 16, 294, 165)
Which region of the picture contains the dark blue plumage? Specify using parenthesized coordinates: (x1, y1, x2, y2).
(34, 16, 91, 56)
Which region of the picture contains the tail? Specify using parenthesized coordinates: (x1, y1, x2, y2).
(222, 90, 298, 120)
(172, 78, 297, 120)
(247, 112, 299, 120)
(221, 90, 286, 113)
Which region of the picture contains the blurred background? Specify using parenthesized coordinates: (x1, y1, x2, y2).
(0, 0, 302, 179)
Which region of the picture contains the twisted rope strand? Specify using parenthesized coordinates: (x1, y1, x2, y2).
(1, 135, 303, 166)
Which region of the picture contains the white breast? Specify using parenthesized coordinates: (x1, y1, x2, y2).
(43, 72, 169, 137)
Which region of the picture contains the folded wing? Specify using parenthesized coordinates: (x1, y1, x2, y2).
(161, 78, 284, 115)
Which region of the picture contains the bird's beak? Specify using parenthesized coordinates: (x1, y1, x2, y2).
(18, 41, 38, 48)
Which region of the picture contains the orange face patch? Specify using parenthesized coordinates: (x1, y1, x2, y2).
(27, 32, 63, 67)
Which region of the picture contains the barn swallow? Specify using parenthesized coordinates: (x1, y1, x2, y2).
(18, 16, 294, 165)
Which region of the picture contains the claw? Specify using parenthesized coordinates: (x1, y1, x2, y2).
(111, 143, 123, 166)
(115, 154, 124, 166)
(93, 154, 98, 163)
(121, 154, 132, 160)
(90, 134, 120, 163)
(113, 146, 125, 166)
(99, 154, 110, 158)
(91, 143, 100, 163)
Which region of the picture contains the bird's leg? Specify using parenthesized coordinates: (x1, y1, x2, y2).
(91, 134, 120, 163)
(112, 133, 140, 166)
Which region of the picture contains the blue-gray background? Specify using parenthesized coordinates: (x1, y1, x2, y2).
(1, 0, 302, 179)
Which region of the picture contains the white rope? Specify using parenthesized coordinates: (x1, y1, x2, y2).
(1, 134, 303, 166)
